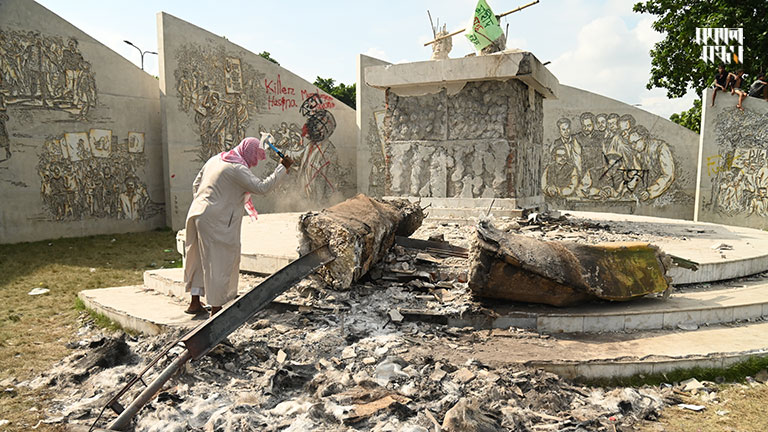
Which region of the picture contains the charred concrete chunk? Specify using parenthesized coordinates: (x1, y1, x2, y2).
(298, 194, 424, 289)
(469, 221, 671, 306)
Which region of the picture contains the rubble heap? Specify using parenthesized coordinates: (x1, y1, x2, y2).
(35, 284, 673, 432)
(299, 194, 424, 290)
(468, 220, 672, 306)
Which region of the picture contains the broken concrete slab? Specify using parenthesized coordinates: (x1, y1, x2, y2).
(298, 194, 424, 289)
(469, 221, 671, 306)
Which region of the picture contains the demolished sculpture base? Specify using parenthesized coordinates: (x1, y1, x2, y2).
(468, 221, 671, 307)
(298, 194, 424, 290)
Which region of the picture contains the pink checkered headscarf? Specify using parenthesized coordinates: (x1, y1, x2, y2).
(220, 137, 267, 221)
(220, 137, 266, 168)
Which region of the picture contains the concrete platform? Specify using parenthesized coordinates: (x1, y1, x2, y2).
(79, 284, 768, 380)
(402, 280, 768, 333)
(198, 211, 768, 286)
(414, 321, 768, 380)
(78, 286, 204, 335)
(175, 210, 768, 286)
(566, 211, 768, 285)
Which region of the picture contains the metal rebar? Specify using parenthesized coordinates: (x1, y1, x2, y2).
(107, 349, 192, 431)
(423, 0, 540, 46)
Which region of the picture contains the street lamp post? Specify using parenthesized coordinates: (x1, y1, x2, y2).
(124, 40, 157, 71)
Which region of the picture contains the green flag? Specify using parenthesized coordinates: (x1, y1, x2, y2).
(465, 0, 504, 51)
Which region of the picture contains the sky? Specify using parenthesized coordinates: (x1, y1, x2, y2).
(35, 0, 696, 119)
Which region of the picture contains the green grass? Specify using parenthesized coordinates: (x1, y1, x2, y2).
(579, 355, 768, 388)
(0, 229, 181, 431)
(73, 297, 135, 335)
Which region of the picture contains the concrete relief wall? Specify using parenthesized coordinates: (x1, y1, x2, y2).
(159, 13, 356, 230)
(356, 54, 390, 198)
(0, 0, 164, 244)
(544, 85, 698, 219)
(697, 88, 768, 229)
(378, 79, 544, 203)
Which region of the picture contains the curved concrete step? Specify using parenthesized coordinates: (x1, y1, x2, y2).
(413, 320, 768, 380)
(78, 286, 203, 335)
(80, 287, 768, 380)
(402, 280, 768, 334)
(144, 268, 264, 301)
(78, 284, 329, 335)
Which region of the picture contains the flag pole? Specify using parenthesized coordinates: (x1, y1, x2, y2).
(423, 0, 539, 46)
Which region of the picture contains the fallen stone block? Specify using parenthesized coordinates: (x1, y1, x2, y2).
(468, 221, 671, 306)
(298, 194, 424, 289)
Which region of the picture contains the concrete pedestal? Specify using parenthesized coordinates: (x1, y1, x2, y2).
(364, 51, 558, 208)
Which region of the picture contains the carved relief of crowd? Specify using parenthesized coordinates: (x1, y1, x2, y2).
(175, 44, 265, 162)
(0, 30, 97, 120)
(543, 112, 676, 203)
(383, 81, 531, 198)
(36, 131, 161, 221)
(708, 107, 768, 218)
(388, 141, 509, 198)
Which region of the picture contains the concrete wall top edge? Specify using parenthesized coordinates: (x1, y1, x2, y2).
(364, 51, 559, 99)
(553, 84, 699, 138)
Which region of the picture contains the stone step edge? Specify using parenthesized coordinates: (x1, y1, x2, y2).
(78, 285, 343, 335)
(529, 349, 768, 380)
(400, 302, 768, 333)
(77, 286, 185, 336)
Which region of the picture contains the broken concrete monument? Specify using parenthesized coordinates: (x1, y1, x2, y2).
(430, 24, 453, 60)
(298, 194, 425, 289)
(468, 221, 671, 306)
(365, 51, 558, 209)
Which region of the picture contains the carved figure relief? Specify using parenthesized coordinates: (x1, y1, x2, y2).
(0, 31, 97, 120)
(382, 80, 534, 199)
(0, 31, 98, 167)
(175, 44, 266, 162)
(543, 112, 677, 204)
(36, 130, 162, 221)
(386, 141, 510, 198)
(706, 106, 768, 218)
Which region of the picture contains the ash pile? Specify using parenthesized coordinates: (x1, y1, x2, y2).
(35, 304, 671, 431)
(26, 198, 686, 431)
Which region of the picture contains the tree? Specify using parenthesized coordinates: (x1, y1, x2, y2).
(313, 77, 356, 109)
(634, 1, 766, 131)
(258, 51, 279, 65)
(669, 98, 702, 133)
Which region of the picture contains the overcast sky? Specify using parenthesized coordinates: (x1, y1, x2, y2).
(35, 0, 696, 119)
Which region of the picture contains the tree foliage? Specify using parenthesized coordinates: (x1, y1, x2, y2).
(634, 0, 766, 131)
(634, 0, 766, 99)
(669, 98, 702, 133)
(313, 77, 356, 109)
(258, 51, 279, 65)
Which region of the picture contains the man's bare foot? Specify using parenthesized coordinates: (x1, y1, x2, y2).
(185, 295, 206, 314)
(210, 306, 222, 317)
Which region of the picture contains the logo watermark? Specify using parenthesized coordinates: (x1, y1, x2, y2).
(695, 27, 743, 64)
